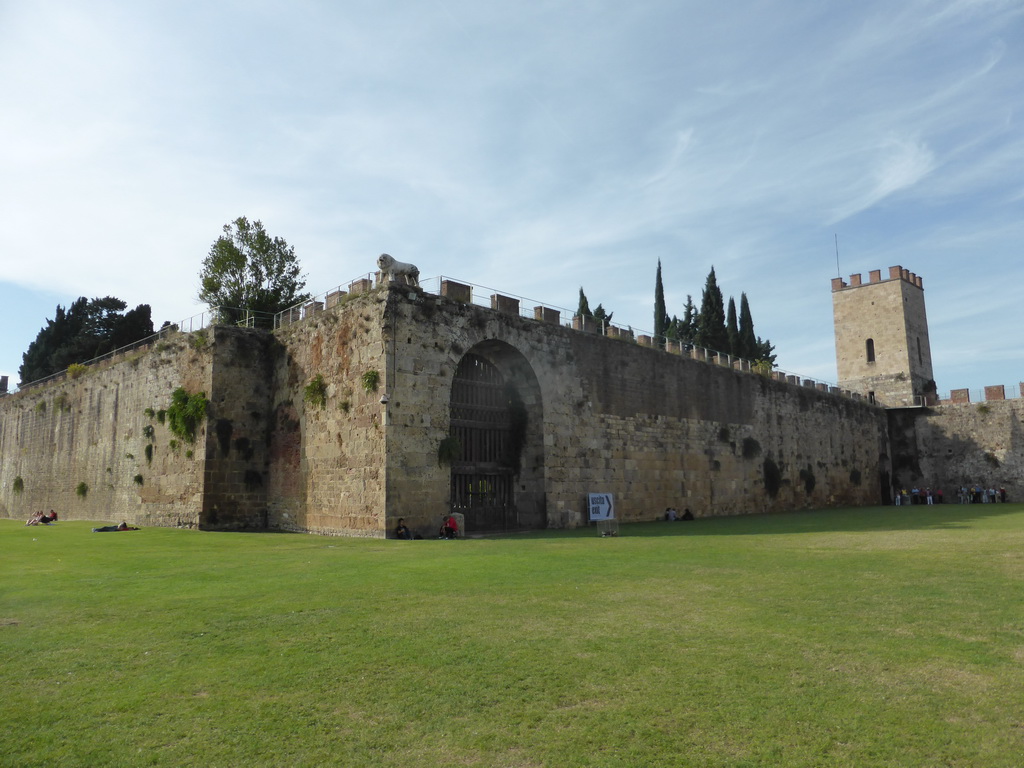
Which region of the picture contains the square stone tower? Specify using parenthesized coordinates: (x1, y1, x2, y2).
(831, 265, 936, 407)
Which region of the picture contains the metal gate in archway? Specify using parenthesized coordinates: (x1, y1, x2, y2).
(449, 353, 518, 531)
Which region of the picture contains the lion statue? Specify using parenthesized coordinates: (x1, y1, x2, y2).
(377, 253, 420, 287)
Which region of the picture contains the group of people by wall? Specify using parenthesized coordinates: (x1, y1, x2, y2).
(664, 507, 694, 521)
(894, 485, 1008, 505)
(955, 485, 1007, 504)
(392, 515, 461, 540)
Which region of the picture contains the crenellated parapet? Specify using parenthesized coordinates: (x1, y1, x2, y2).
(945, 383, 1024, 404)
(831, 265, 924, 292)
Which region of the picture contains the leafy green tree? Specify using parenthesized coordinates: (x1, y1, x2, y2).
(726, 297, 740, 356)
(198, 217, 309, 326)
(593, 303, 614, 334)
(755, 336, 777, 365)
(19, 297, 153, 385)
(654, 260, 668, 348)
(694, 267, 728, 352)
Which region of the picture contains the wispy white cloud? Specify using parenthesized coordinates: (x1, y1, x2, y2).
(1, 0, 1022, 392)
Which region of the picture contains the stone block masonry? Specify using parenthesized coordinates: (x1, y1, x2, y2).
(2, 283, 891, 537)
(0, 334, 211, 526)
(888, 397, 1024, 502)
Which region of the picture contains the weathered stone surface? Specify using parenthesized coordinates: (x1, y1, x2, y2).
(2, 283, 900, 539)
(888, 399, 1024, 500)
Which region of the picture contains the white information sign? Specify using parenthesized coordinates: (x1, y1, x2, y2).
(588, 493, 615, 521)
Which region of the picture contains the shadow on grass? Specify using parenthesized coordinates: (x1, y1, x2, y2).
(486, 503, 1024, 540)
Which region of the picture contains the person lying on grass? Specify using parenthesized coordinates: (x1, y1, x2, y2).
(91, 522, 140, 532)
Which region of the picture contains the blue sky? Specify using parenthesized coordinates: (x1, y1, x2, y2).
(2, 0, 1022, 397)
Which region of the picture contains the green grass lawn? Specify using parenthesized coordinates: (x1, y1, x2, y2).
(2, 505, 1022, 767)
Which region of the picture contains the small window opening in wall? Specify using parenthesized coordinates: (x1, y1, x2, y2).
(866, 338, 875, 363)
(917, 337, 922, 365)
(868, 391, 876, 404)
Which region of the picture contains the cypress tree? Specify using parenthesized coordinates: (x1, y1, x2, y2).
(726, 297, 740, 357)
(694, 267, 728, 353)
(577, 287, 591, 318)
(739, 293, 757, 359)
(680, 295, 697, 344)
(654, 260, 668, 348)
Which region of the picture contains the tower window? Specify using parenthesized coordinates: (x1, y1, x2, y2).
(866, 338, 875, 363)
(917, 337, 922, 365)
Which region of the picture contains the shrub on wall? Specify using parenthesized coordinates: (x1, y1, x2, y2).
(67, 363, 88, 379)
(75, 481, 88, 499)
(166, 388, 208, 443)
(145, 444, 153, 465)
(188, 329, 209, 350)
(361, 369, 380, 393)
(304, 374, 328, 410)
(13, 476, 24, 494)
(133, 474, 144, 486)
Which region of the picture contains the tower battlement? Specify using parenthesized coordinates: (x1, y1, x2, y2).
(831, 265, 923, 292)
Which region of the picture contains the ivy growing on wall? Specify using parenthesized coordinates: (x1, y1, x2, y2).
(75, 481, 89, 499)
(13, 476, 24, 494)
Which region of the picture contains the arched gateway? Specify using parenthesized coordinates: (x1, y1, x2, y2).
(448, 342, 546, 532)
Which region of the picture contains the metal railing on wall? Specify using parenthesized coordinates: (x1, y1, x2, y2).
(9, 307, 260, 394)
(6, 277, 847, 399)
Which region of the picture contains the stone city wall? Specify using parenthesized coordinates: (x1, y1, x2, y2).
(0, 333, 212, 526)
(266, 289, 388, 536)
(888, 398, 1024, 501)
(1, 283, 892, 536)
(381, 286, 889, 537)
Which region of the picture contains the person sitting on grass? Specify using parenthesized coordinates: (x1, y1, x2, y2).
(439, 514, 459, 539)
(394, 517, 412, 540)
(27, 510, 59, 525)
(92, 522, 140, 532)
